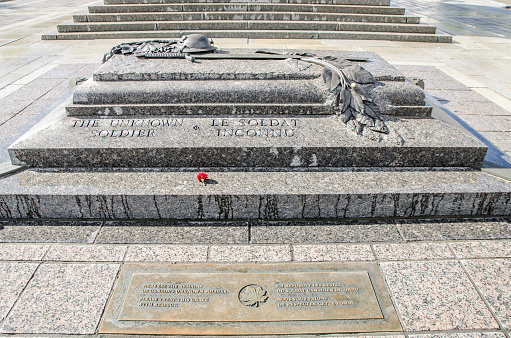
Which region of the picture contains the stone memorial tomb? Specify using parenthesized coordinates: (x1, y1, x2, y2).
(0, 38, 510, 219)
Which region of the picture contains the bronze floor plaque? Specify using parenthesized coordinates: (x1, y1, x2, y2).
(100, 262, 402, 335)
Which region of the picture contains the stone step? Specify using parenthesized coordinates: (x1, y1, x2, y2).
(43, 30, 452, 42)
(8, 96, 486, 168)
(87, 3, 406, 14)
(57, 21, 436, 34)
(0, 168, 510, 220)
(74, 12, 421, 24)
(66, 103, 432, 117)
(104, 0, 392, 5)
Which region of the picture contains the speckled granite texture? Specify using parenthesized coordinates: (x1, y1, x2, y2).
(462, 259, 511, 329)
(380, 261, 498, 331)
(0, 170, 510, 219)
(0, 263, 120, 334)
(8, 102, 486, 168)
(0, 262, 38, 321)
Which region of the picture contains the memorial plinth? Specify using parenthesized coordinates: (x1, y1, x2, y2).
(1, 48, 511, 220)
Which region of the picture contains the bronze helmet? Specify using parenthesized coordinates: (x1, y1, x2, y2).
(176, 34, 217, 53)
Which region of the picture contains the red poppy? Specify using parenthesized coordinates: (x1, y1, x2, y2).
(197, 172, 208, 185)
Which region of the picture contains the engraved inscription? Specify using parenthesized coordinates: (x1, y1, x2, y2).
(71, 118, 184, 138)
(137, 282, 228, 309)
(275, 282, 358, 308)
(118, 271, 383, 322)
(212, 119, 298, 138)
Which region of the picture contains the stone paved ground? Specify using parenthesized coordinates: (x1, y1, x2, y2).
(0, 0, 511, 336)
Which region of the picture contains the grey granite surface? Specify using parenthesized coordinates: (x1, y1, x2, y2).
(373, 243, 453, 260)
(381, 261, 498, 331)
(463, 259, 511, 329)
(95, 221, 248, 243)
(0, 263, 119, 334)
(9, 100, 486, 168)
(209, 244, 291, 262)
(251, 220, 401, 243)
(0, 221, 102, 243)
(94, 50, 405, 82)
(293, 244, 374, 261)
(0, 262, 38, 321)
(0, 244, 49, 260)
(0, 170, 510, 219)
(397, 218, 511, 241)
(125, 244, 208, 262)
(451, 240, 511, 258)
(43, 244, 127, 261)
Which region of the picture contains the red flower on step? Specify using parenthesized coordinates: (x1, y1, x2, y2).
(197, 172, 208, 186)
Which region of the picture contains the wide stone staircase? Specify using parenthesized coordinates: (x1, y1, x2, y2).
(42, 0, 452, 42)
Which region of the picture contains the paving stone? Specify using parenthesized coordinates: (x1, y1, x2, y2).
(209, 245, 291, 262)
(0, 244, 49, 260)
(451, 240, 511, 258)
(396, 218, 511, 241)
(0, 221, 102, 243)
(1, 263, 119, 334)
(458, 114, 501, 132)
(479, 132, 511, 151)
(486, 116, 511, 132)
(373, 243, 453, 260)
(444, 101, 511, 116)
(293, 244, 374, 261)
(463, 259, 511, 329)
(96, 221, 248, 244)
(423, 79, 471, 91)
(251, 220, 402, 243)
(408, 332, 506, 338)
(0, 262, 38, 321)
(38, 63, 87, 79)
(125, 244, 208, 262)
(380, 260, 498, 331)
(428, 89, 490, 103)
(2, 78, 63, 102)
(43, 244, 127, 261)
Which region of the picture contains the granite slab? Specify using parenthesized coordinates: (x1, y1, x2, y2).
(462, 259, 511, 329)
(1, 263, 120, 334)
(0, 244, 49, 260)
(72, 78, 422, 107)
(0, 221, 102, 243)
(251, 220, 401, 243)
(0, 169, 510, 219)
(380, 260, 498, 331)
(0, 262, 38, 321)
(396, 218, 511, 241)
(8, 98, 486, 168)
(95, 221, 248, 244)
(93, 50, 405, 82)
